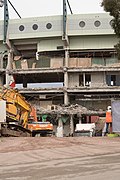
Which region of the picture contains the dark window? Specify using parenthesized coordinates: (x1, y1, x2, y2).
(94, 20, 101, 27)
(32, 24, 38, 30)
(46, 23, 52, 29)
(57, 46, 64, 50)
(79, 74, 83, 86)
(79, 21, 85, 28)
(106, 75, 116, 86)
(79, 74, 91, 87)
(111, 75, 116, 86)
(19, 25, 25, 31)
(85, 74, 91, 87)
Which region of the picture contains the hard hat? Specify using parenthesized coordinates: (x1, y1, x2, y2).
(107, 106, 111, 111)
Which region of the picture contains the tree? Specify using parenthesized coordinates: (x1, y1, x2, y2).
(101, 0, 120, 58)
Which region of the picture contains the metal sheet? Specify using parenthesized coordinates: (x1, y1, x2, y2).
(112, 101, 120, 132)
(0, 100, 6, 123)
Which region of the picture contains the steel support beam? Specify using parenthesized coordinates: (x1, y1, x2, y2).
(63, 0, 67, 40)
(3, 0, 9, 44)
(62, 0, 69, 46)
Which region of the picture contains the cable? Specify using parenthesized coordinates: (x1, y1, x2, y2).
(66, 0, 73, 14)
(8, 0, 21, 18)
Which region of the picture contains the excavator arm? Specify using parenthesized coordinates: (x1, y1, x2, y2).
(0, 87, 32, 136)
(1, 88, 31, 127)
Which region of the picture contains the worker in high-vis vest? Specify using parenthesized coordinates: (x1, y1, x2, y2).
(105, 106, 112, 134)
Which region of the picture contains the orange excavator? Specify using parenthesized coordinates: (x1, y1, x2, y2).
(0, 87, 53, 137)
(28, 111, 53, 137)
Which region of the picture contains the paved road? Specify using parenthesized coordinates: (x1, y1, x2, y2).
(0, 137, 120, 180)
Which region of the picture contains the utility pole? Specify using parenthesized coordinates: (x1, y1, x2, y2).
(0, 0, 21, 86)
(3, 0, 13, 87)
(63, 0, 73, 105)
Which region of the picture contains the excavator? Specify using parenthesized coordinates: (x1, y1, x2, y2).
(0, 87, 32, 136)
(28, 113, 53, 137)
(0, 87, 53, 137)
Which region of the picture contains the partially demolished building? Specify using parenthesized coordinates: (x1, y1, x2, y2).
(0, 13, 119, 112)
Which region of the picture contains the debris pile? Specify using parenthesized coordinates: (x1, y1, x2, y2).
(38, 104, 105, 116)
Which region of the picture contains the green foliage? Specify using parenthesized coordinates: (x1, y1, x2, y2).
(101, 0, 120, 58)
(101, 0, 120, 17)
(112, 18, 120, 36)
(114, 40, 120, 59)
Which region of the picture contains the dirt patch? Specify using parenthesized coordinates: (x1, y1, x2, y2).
(0, 136, 120, 153)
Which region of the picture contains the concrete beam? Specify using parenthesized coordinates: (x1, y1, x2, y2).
(11, 66, 120, 75)
(67, 87, 120, 93)
(11, 68, 63, 74)
(19, 86, 120, 94)
(68, 67, 120, 72)
(19, 88, 64, 94)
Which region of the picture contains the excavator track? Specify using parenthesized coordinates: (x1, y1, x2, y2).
(1, 123, 32, 137)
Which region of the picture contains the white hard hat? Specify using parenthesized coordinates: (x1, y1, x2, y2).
(107, 106, 111, 111)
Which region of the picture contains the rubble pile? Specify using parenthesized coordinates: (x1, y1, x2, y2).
(38, 104, 105, 116)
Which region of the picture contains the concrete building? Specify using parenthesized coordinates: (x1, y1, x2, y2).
(0, 13, 119, 112)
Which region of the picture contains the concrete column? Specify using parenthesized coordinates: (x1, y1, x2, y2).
(70, 114, 74, 136)
(64, 48, 69, 105)
(65, 48, 69, 67)
(6, 50, 13, 70)
(79, 116, 82, 124)
(58, 117, 63, 128)
(64, 71, 68, 87)
(57, 116, 63, 137)
(0, 53, 3, 69)
(6, 70, 10, 86)
(83, 73, 85, 87)
(0, 54, 4, 85)
(103, 72, 107, 85)
(0, 123, 1, 137)
(6, 50, 13, 86)
(64, 91, 69, 105)
(64, 71, 69, 105)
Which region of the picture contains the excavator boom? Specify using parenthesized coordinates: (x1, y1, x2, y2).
(0, 87, 32, 136)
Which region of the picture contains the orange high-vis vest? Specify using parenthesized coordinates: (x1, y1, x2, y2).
(106, 111, 112, 123)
